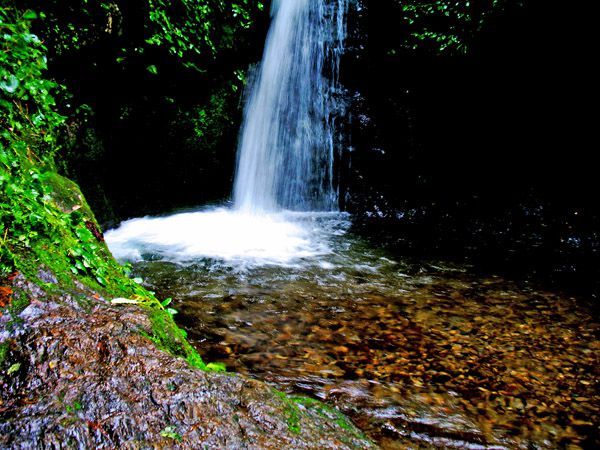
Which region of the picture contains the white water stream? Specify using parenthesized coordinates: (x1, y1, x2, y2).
(107, 0, 348, 267)
(234, 0, 347, 212)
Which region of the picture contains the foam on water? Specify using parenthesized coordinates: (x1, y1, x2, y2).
(105, 208, 350, 268)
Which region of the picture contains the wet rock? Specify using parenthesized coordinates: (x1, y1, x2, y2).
(37, 269, 58, 285)
(0, 277, 375, 449)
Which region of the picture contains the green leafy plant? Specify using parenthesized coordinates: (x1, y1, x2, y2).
(146, 0, 264, 71)
(13, 1, 119, 56)
(0, 7, 65, 151)
(0, 6, 59, 275)
(395, 0, 523, 54)
(160, 425, 182, 441)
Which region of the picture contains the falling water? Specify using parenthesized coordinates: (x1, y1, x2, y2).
(233, 0, 348, 212)
(106, 0, 350, 267)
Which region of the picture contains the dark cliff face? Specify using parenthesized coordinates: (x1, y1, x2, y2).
(338, 0, 597, 295)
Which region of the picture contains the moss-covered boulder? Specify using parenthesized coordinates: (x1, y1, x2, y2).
(0, 271, 375, 449)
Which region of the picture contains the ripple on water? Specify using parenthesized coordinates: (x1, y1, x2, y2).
(106, 210, 599, 449)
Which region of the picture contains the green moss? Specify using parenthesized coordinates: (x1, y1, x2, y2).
(271, 390, 371, 440)
(273, 389, 302, 434)
(42, 172, 95, 219)
(65, 399, 82, 414)
(290, 395, 369, 441)
(0, 341, 9, 367)
(335, 416, 353, 430)
(145, 309, 207, 370)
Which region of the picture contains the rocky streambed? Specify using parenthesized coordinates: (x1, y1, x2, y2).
(131, 257, 599, 449)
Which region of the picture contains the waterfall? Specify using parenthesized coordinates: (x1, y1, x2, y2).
(106, 0, 351, 267)
(233, 0, 348, 213)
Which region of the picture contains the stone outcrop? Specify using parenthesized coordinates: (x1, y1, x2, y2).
(0, 274, 375, 449)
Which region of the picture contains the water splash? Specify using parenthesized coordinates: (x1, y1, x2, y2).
(233, 0, 348, 212)
(106, 0, 349, 268)
(105, 210, 350, 268)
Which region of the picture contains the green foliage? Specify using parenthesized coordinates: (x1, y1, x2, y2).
(14, 0, 119, 56)
(160, 425, 182, 442)
(0, 7, 149, 297)
(8, 0, 266, 222)
(396, 0, 523, 54)
(0, 6, 62, 276)
(181, 86, 238, 149)
(20, 0, 265, 76)
(146, 0, 264, 70)
(0, 6, 65, 162)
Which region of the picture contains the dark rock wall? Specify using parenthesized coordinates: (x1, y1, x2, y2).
(339, 0, 597, 296)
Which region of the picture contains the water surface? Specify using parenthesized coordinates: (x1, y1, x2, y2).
(107, 211, 599, 449)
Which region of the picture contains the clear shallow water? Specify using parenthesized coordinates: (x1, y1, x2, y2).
(106, 211, 599, 449)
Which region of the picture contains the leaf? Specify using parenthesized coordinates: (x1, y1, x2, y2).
(75, 227, 93, 241)
(23, 10, 37, 20)
(206, 362, 226, 372)
(146, 65, 158, 75)
(160, 426, 182, 441)
(110, 298, 140, 305)
(7, 363, 21, 375)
